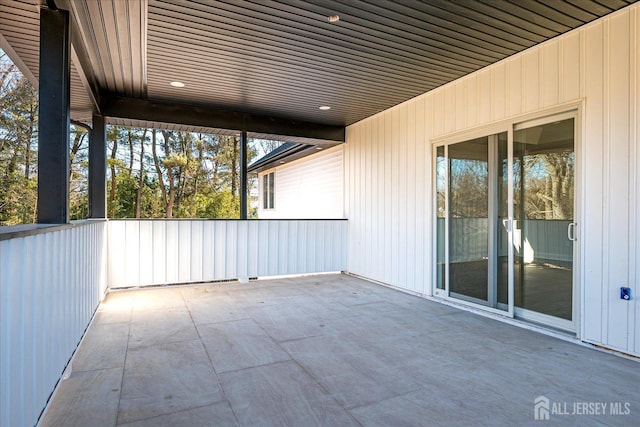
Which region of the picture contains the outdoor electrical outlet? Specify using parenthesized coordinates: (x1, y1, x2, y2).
(620, 287, 631, 300)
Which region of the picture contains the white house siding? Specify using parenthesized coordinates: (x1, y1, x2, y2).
(345, 4, 640, 357)
(257, 145, 344, 219)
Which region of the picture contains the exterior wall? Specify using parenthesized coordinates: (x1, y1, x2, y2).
(0, 222, 107, 427)
(108, 219, 347, 288)
(345, 4, 640, 356)
(257, 145, 344, 219)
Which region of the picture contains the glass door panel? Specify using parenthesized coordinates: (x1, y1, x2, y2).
(513, 119, 574, 321)
(436, 132, 509, 312)
(496, 133, 510, 307)
(448, 137, 489, 303)
(436, 146, 446, 291)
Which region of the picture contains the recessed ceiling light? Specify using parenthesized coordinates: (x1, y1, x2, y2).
(279, 160, 286, 164)
(328, 15, 339, 23)
(316, 146, 323, 150)
(319, 106, 331, 110)
(170, 81, 185, 88)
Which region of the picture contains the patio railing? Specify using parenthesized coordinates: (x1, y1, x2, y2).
(108, 219, 348, 288)
(0, 221, 107, 427)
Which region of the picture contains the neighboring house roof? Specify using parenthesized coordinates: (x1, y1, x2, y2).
(248, 143, 312, 173)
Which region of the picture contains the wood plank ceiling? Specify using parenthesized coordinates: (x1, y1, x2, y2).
(0, 0, 637, 128)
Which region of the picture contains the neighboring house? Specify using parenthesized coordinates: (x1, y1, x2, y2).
(249, 144, 344, 219)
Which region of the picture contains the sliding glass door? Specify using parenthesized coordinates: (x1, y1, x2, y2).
(435, 133, 510, 314)
(434, 114, 577, 330)
(512, 118, 575, 328)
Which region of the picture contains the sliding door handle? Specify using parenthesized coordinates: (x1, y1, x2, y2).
(502, 219, 516, 232)
(567, 222, 577, 241)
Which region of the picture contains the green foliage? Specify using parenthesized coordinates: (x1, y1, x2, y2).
(1, 51, 38, 225)
(139, 177, 165, 218)
(69, 190, 88, 221)
(109, 173, 139, 218)
(69, 127, 89, 220)
(0, 172, 37, 225)
(163, 153, 188, 169)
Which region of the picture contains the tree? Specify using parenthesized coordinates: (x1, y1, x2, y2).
(107, 126, 121, 218)
(151, 129, 168, 215)
(69, 125, 89, 220)
(0, 52, 38, 225)
(519, 152, 574, 220)
(135, 129, 148, 218)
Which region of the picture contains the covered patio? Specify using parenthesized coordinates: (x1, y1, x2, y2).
(2, 1, 640, 426)
(41, 274, 638, 426)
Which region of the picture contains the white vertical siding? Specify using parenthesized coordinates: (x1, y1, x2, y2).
(0, 222, 107, 427)
(257, 145, 344, 219)
(345, 4, 640, 356)
(633, 4, 640, 361)
(107, 219, 347, 288)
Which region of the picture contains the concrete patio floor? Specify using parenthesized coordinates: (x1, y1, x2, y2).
(40, 274, 639, 426)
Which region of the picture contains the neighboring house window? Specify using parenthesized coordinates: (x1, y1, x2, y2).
(263, 172, 275, 209)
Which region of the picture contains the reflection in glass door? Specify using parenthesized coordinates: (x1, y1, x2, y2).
(448, 137, 489, 302)
(513, 119, 575, 324)
(435, 115, 576, 329)
(436, 133, 509, 312)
